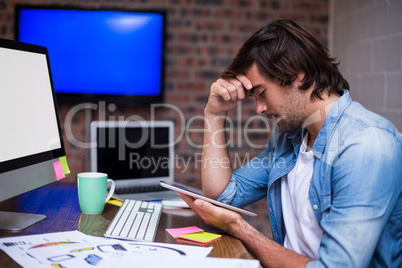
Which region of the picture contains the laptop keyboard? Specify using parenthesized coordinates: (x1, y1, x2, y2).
(115, 184, 166, 195)
(104, 199, 162, 242)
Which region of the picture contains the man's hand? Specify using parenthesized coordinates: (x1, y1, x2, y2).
(178, 192, 312, 268)
(205, 75, 252, 117)
(177, 193, 245, 236)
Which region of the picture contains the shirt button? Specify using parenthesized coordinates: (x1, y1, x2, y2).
(313, 205, 318, 210)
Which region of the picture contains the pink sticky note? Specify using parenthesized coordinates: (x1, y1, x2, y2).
(53, 160, 65, 181)
(166, 226, 204, 238)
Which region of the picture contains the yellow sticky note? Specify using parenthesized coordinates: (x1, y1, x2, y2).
(178, 231, 221, 244)
(59, 156, 71, 175)
(107, 200, 123, 207)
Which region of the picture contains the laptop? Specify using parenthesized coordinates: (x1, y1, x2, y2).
(90, 120, 181, 201)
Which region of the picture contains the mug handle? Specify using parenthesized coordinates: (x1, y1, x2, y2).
(105, 179, 115, 203)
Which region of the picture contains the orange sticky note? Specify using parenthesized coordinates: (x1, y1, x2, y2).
(178, 231, 221, 244)
(53, 160, 65, 181)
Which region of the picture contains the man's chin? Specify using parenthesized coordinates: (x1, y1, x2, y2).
(276, 122, 300, 133)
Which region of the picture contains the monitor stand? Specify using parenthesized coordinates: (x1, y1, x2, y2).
(0, 211, 46, 231)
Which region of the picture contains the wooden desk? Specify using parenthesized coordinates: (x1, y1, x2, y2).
(0, 181, 254, 267)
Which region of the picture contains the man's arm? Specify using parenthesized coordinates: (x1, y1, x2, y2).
(201, 109, 231, 199)
(178, 193, 312, 268)
(202, 76, 252, 199)
(307, 127, 402, 267)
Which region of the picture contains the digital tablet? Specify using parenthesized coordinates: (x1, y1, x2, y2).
(160, 181, 257, 217)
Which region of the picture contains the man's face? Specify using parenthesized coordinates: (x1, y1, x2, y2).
(245, 63, 310, 133)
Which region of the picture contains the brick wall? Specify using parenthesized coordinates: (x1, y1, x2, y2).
(0, 0, 329, 236)
(331, 0, 402, 131)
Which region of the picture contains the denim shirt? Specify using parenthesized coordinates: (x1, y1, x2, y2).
(217, 90, 402, 267)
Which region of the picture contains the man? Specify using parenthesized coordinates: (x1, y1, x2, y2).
(179, 19, 401, 267)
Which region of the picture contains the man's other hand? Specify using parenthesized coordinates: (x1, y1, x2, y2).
(205, 75, 252, 117)
(177, 192, 245, 236)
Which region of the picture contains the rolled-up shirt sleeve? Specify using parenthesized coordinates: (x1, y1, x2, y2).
(217, 147, 273, 208)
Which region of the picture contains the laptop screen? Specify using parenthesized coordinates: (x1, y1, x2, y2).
(91, 121, 174, 184)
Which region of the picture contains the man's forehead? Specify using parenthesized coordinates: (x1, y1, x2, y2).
(244, 62, 260, 77)
(244, 63, 267, 90)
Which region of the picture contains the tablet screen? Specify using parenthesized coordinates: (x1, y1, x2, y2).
(160, 181, 257, 217)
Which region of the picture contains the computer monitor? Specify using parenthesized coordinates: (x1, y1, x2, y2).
(0, 38, 66, 231)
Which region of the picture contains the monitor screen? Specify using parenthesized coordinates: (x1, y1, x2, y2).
(90, 121, 174, 184)
(0, 38, 65, 203)
(15, 6, 165, 105)
(97, 127, 170, 179)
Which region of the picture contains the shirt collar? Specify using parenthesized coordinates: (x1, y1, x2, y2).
(311, 89, 352, 159)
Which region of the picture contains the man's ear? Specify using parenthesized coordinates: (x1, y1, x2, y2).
(295, 72, 305, 86)
(290, 72, 307, 92)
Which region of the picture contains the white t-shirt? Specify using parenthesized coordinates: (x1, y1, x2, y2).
(281, 133, 323, 259)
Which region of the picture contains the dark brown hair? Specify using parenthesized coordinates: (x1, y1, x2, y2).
(221, 18, 349, 99)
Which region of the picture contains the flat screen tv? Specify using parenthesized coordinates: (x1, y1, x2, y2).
(15, 6, 165, 105)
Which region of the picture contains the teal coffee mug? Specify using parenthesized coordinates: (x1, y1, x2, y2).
(77, 172, 115, 214)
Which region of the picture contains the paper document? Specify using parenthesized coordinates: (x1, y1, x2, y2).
(98, 254, 260, 268)
(0, 231, 100, 267)
(0, 231, 259, 267)
(28, 240, 213, 267)
(0, 231, 213, 267)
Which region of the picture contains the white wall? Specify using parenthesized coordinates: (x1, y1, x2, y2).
(330, 0, 402, 131)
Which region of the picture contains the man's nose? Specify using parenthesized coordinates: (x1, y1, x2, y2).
(256, 100, 267, 115)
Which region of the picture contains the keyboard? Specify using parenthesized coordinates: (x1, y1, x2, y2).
(114, 184, 166, 195)
(104, 199, 162, 242)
